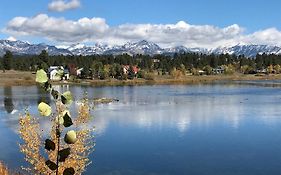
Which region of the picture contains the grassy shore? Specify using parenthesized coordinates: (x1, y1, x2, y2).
(1, 70, 281, 87)
(0, 70, 36, 86)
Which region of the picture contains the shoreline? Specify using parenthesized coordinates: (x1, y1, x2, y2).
(1, 70, 281, 87)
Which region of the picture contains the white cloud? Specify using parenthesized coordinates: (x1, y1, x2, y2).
(48, 0, 81, 12)
(6, 36, 17, 41)
(107, 22, 244, 48)
(4, 14, 281, 48)
(4, 14, 109, 43)
(243, 28, 281, 46)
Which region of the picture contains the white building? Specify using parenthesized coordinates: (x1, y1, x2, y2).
(48, 66, 69, 80)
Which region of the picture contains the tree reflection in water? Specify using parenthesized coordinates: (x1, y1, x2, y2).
(4, 86, 14, 114)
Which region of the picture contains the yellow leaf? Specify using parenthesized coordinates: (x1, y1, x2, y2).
(64, 130, 77, 144)
(38, 102, 52, 117)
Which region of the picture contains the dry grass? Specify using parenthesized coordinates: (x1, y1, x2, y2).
(1, 70, 281, 87)
(84, 74, 281, 86)
(0, 162, 9, 175)
(0, 162, 22, 175)
(19, 100, 94, 175)
(19, 113, 49, 174)
(0, 70, 35, 86)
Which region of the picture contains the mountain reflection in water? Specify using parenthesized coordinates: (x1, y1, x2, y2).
(1, 83, 281, 175)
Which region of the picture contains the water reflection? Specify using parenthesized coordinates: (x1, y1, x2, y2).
(4, 86, 14, 114)
(1, 84, 281, 135)
(87, 84, 281, 136)
(37, 85, 51, 105)
(1, 83, 281, 174)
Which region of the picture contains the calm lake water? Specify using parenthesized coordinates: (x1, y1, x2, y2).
(1, 82, 281, 175)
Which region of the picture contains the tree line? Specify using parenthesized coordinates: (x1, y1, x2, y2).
(1, 50, 281, 79)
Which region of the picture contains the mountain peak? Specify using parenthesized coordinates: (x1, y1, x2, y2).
(6, 36, 17, 42)
(212, 44, 281, 57)
(1, 39, 281, 57)
(137, 40, 150, 44)
(67, 43, 86, 51)
(0, 39, 72, 56)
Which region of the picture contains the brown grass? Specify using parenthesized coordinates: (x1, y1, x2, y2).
(2, 70, 281, 87)
(19, 99, 94, 175)
(0, 70, 35, 86)
(77, 74, 281, 86)
(0, 162, 9, 175)
(0, 162, 22, 175)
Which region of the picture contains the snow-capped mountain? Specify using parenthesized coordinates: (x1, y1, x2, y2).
(165, 46, 208, 54)
(67, 40, 165, 56)
(211, 44, 281, 57)
(67, 43, 112, 55)
(1, 39, 281, 57)
(0, 40, 72, 56)
(103, 40, 164, 55)
(123, 40, 164, 55)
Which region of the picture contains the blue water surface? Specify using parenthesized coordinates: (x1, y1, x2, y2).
(1, 82, 281, 175)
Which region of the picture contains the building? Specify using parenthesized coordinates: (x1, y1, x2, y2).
(76, 68, 84, 77)
(123, 65, 139, 75)
(212, 66, 225, 74)
(48, 66, 69, 80)
(68, 63, 77, 76)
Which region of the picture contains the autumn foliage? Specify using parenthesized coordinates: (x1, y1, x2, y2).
(18, 69, 94, 175)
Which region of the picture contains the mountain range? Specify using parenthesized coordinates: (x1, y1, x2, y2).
(1, 39, 281, 57)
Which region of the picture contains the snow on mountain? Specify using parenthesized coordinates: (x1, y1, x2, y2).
(210, 44, 281, 57)
(67, 43, 86, 51)
(1, 39, 281, 57)
(165, 46, 208, 54)
(0, 40, 72, 56)
(69, 43, 112, 55)
(123, 40, 164, 55)
(102, 40, 164, 55)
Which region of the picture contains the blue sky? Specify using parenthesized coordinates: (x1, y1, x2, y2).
(1, 0, 281, 48)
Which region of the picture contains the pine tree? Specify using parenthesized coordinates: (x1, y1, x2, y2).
(39, 50, 49, 64)
(3, 50, 13, 71)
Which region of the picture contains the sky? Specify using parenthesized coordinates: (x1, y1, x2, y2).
(0, 0, 281, 48)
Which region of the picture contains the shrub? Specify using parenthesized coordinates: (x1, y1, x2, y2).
(224, 64, 235, 75)
(144, 72, 155, 80)
(191, 68, 199, 76)
(170, 67, 184, 78)
(19, 69, 94, 175)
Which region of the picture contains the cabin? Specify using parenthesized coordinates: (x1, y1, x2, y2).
(48, 66, 69, 80)
(123, 65, 139, 75)
(68, 63, 77, 76)
(212, 66, 225, 74)
(198, 70, 206, 75)
(76, 68, 84, 77)
(256, 68, 267, 74)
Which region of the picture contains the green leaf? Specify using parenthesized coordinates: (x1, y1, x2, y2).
(61, 91, 73, 105)
(64, 130, 77, 144)
(63, 111, 73, 127)
(45, 139, 55, 151)
(58, 148, 71, 162)
(38, 102, 52, 117)
(45, 160, 57, 171)
(35, 69, 48, 84)
(63, 167, 75, 175)
(51, 89, 59, 99)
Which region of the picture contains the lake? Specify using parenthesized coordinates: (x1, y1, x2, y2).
(1, 82, 281, 175)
